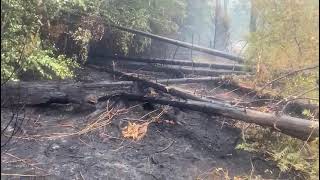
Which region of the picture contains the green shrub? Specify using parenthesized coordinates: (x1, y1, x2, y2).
(1, 0, 188, 81)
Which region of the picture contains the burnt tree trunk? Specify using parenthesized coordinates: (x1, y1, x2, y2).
(213, 0, 230, 51)
(92, 55, 246, 71)
(1, 81, 133, 106)
(109, 24, 243, 62)
(1, 75, 234, 106)
(2, 80, 318, 141)
(91, 65, 214, 102)
(112, 93, 319, 141)
(104, 62, 248, 77)
(249, 0, 257, 32)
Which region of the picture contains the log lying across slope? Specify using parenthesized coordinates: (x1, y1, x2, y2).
(2, 71, 318, 141)
(91, 66, 318, 141)
(112, 93, 319, 141)
(156, 76, 229, 85)
(91, 65, 248, 107)
(1, 76, 231, 106)
(163, 65, 248, 76)
(92, 55, 246, 71)
(110, 24, 244, 62)
(105, 62, 248, 77)
(1, 81, 132, 106)
(90, 65, 216, 102)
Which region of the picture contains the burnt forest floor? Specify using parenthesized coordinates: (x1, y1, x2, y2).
(1, 65, 301, 180)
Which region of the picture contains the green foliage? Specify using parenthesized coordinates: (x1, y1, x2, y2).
(102, 0, 187, 54)
(236, 2, 319, 179)
(244, 0, 319, 99)
(242, 2, 319, 176)
(25, 49, 79, 80)
(236, 127, 319, 179)
(71, 27, 92, 63)
(1, 0, 187, 81)
(1, 0, 79, 82)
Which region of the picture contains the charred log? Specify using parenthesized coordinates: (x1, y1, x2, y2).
(89, 65, 230, 105)
(91, 55, 246, 71)
(0, 75, 233, 107)
(103, 62, 248, 77)
(111, 93, 319, 141)
(109, 24, 244, 62)
(1, 81, 132, 106)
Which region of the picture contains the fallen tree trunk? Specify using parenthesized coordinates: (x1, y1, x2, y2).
(110, 24, 244, 62)
(4, 73, 315, 120)
(2, 80, 317, 141)
(92, 55, 246, 71)
(111, 93, 319, 141)
(163, 65, 248, 76)
(90, 66, 319, 140)
(91, 66, 211, 102)
(1, 81, 133, 106)
(105, 62, 248, 77)
(88, 60, 186, 78)
(1, 76, 231, 106)
(90, 65, 235, 106)
(84, 77, 231, 87)
(156, 76, 230, 85)
(83, 77, 230, 87)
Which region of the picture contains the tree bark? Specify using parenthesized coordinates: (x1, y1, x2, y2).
(105, 62, 248, 77)
(2, 80, 318, 141)
(213, 0, 220, 49)
(89, 60, 185, 78)
(154, 65, 247, 77)
(1, 81, 133, 106)
(91, 66, 210, 102)
(109, 24, 243, 62)
(156, 76, 232, 85)
(92, 55, 246, 71)
(87, 77, 229, 86)
(111, 93, 319, 141)
(249, 0, 257, 32)
(90, 65, 236, 106)
(1, 76, 233, 106)
(213, 0, 230, 51)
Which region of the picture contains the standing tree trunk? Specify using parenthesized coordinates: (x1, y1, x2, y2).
(249, 0, 257, 32)
(213, 0, 230, 51)
(213, 0, 220, 49)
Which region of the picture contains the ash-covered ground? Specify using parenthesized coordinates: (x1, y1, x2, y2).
(1, 66, 298, 180)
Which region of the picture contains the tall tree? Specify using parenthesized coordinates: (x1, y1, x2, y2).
(249, 0, 257, 32)
(213, 0, 230, 51)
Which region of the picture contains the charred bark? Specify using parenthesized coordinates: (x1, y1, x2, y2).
(109, 24, 244, 62)
(92, 55, 246, 71)
(1, 81, 132, 106)
(111, 93, 319, 141)
(2, 80, 318, 141)
(1, 76, 232, 106)
(91, 65, 211, 102)
(106, 62, 248, 77)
